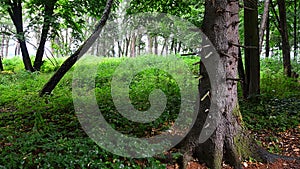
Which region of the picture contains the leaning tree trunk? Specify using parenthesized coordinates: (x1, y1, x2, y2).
(259, 0, 270, 55)
(40, 0, 114, 95)
(180, 1, 291, 169)
(277, 0, 292, 77)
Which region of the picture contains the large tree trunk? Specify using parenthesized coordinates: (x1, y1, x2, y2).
(277, 0, 292, 77)
(34, 1, 57, 71)
(179, 1, 285, 168)
(244, 0, 260, 98)
(40, 0, 114, 95)
(259, 0, 270, 55)
(7, 0, 34, 72)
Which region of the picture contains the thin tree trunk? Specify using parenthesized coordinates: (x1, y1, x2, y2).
(244, 0, 260, 98)
(137, 32, 142, 56)
(34, 1, 57, 70)
(125, 37, 130, 57)
(165, 38, 169, 55)
(154, 36, 158, 55)
(266, 13, 270, 58)
(0, 55, 3, 71)
(148, 35, 153, 54)
(5, 38, 9, 58)
(259, 0, 270, 55)
(15, 42, 20, 56)
(170, 38, 175, 54)
(40, 0, 114, 95)
(161, 37, 167, 56)
(118, 41, 123, 57)
(173, 39, 177, 54)
(294, 0, 297, 61)
(130, 33, 136, 57)
(238, 47, 248, 99)
(7, 0, 34, 72)
(111, 46, 115, 57)
(277, 0, 292, 77)
(1, 33, 4, 58)
(177, 41, 182, 54)
(0, 34, 3, 70)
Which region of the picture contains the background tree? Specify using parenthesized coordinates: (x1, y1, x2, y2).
(127, 0, 204, 56)
(259, 0, 270, 56)
(1, 0, 34, 71)
(28, 0, 58, 70)
(243, 0, 260, 98)
(277, 0, 291, 77)
(293, 0, 297, 61)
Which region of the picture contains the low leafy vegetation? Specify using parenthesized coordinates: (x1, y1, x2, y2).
(0, 56, 299, 168)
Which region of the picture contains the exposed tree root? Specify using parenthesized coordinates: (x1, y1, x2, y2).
(253, 144, 300, 162)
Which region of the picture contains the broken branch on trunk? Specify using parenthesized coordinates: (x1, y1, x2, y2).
(229, 42, 257, 49)
(226, 78, 243, 82)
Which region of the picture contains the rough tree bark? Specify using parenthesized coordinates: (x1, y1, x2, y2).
(34, 0, 58, 71)
(259, 0, 270, 55)
(244, 0, 260, 98)
(277, 0, 292, 77)
(40, 0, 114, 95)
(7, 0, 34, 72)
(179, 1, 295, 168)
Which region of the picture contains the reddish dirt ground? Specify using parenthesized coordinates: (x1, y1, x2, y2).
(167, 126, 300, 169)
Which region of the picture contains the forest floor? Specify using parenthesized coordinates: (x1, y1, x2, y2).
(167, 125, 300, 169)
(1, 57, 299, 168)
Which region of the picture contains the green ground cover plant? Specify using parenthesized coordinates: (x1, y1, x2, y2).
(0, 56, 299, 168)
